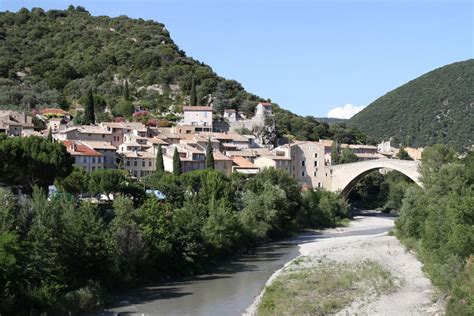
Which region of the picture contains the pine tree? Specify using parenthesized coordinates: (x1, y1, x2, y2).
(83, 89, 95, 125)
(123, 81, 130, 101)
(205, 138, 214, 169)
(173, 148, 182, 175)
(190, 77, 197, 106)
(47, 127, 53, 142)
(156, 145, 164, 172)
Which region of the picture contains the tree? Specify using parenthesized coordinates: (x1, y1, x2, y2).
(172, 148, 182, 176)
(190, 77, 197, 106)
(331, 141, 340, 165)
(155, 145, 164, 172)
(83, 89, 95, 125)
(338, 147, 358, 164)
(397, 146, 412, 160)
(57, 167, 90, 196)
(0, 136, 74, 194)
(88, 169, 128, 199)
(47, 127, 53, 142)
(205, 138, 214, 169)
(123, 81, 130, 101)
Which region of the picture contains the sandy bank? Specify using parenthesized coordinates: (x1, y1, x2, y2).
(246, 215, 445, 315)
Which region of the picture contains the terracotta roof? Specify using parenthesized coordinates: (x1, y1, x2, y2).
(232, 157, 258, 168)
(183, 106, 212, 112)
(62, 140, 103, 157)
(81, 141, 117, 150)
(224, 109, 236, 112)
(40, 108, 71, 115)
(213, 151, 232, 161)
(259, 102, 272, 107)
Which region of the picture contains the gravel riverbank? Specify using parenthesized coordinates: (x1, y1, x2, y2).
(245, 215, 446, 315)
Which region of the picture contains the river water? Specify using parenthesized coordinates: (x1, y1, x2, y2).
(104, 221, 392, 316)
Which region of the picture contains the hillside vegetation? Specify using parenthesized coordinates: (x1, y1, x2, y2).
(0, 6, 365, 143)
(350, 60, 474, 151)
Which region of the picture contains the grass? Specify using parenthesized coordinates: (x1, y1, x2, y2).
(257, 258, 395, 316)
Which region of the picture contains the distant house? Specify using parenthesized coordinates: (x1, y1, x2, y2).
(62, 140, 105, 172)
(38, 108, 72, 121)
(0, 110, 34, 136)
(179, 106, 213, 132)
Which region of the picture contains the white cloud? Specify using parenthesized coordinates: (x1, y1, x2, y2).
(327, 104, 366, 119)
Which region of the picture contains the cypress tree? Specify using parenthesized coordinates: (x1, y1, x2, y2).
(47, 127, 53, 142)
(190, 77, 197, 106)
(156, 145, 164, 172)
(84, 89, 95, 125)
(331, 141, 340, 165)
(173, 147, 182, 175)
(205, 138, 214, 169)
(123, 81, 130, 101)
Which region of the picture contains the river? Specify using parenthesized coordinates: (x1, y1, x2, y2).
(103, 215, 393, 316)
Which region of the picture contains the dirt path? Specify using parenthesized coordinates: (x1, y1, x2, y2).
(246, 215, 446, 315)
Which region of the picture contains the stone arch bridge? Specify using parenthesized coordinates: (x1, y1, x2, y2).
(329, 159, 421, 198)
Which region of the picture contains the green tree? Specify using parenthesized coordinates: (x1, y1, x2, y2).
(202, 199, 241, 256)
(190, 77, 197, 106)
(338, 147, 358, 164)
(331, 141, 340, 165)
(123, 81, 130, 101)
(83, 89, 95, 125)
(155, 145, 164, 172)
(205, 138, 214, 169)
(0, 136, 74, 194)
(57, 167, 90, 196)
(397, 146, 413, 160)
(47, 127, 53, 142)
(88, 169, 128, 199)
(109, 196, 147, 284)
(172, 148, 182, 176)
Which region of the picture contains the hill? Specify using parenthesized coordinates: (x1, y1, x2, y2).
(0, 6, 367, 144)
(349, 60, 474, 151)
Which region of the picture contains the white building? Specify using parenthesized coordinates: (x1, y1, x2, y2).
(180, 106, 213, 132)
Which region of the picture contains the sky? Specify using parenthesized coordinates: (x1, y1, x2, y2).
(1, 0, 473, 118)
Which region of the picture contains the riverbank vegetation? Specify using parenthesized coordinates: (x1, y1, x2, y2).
(395, 145, 473, 315)
(258, 258, 395, 315)
(0, 138, 350, 314)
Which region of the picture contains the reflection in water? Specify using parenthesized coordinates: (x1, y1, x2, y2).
(102, 226, 392, 316)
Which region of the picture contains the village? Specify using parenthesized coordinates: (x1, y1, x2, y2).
(0, 102, 422, 192)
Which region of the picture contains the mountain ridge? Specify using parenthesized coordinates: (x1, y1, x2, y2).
(349, 59, 474, 151)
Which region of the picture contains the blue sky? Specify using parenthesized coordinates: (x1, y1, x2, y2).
(2, 0, 473, 117)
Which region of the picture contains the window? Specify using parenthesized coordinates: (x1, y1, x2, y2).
(313, 171, 317, 176)
(126, 160, 130, 167)
(92, 157, 95, 163)
(301, 160, 305, 166)
(301, 171, 305, 177)
(149, 161, 152, 167)
(83, 157, 87, 163)
(314, 161, 318, 167)
(134, 160, 137, 167)
(314, 153, 318, 158)
(318, 182, 322, 188)
(292, 166, 295, 171)
(142, 160, 145, 167)
(102, 135, 105, 138)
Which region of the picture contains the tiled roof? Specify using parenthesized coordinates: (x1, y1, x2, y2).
(232, 157, 258, 168)
(62, 140, 103, 157)
(40, 108, 71, 115)
(183, 106, 212, 111)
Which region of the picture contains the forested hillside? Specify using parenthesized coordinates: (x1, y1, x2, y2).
(0, 6, 364, 142)
(349, 60, 474, 151)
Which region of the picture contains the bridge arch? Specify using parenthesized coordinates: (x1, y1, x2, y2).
(329, 159, 422, 198)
